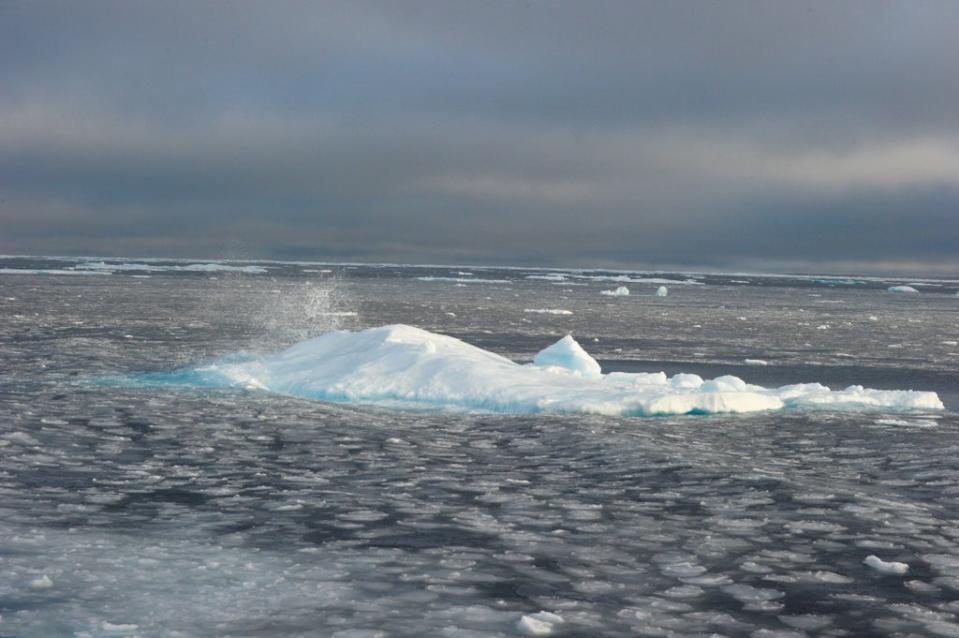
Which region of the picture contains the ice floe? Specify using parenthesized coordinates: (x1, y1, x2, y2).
(417, 276, 510, 284)
(130, 324, 944, 416)
(656, 286, 669, 297)
(517, 611, 564, 635)
(864, 555, 909, 575)
(888, 285, 919, 293)
(523, 308, 573, 315)
(0, 268, 109, 276)
(601, 286, 630, 296)
(74, 261, 268, 273)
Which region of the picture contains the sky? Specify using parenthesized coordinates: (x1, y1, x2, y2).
(1, 1, 958, 275)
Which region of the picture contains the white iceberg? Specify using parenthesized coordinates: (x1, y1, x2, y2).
(158, 325, 943, 417)
(601, 286, 630, 297)
(656, 286, 669, 297)
(888, 285, 919, 293)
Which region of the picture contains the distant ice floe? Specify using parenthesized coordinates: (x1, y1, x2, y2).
(525, 274, 567, 282)
(577, 275, 702, 285)
(656, 286, 669, 297)
(416, 276, 510, 284)
(73, 261, 268, 274)
(523, 308, 573, 315)
(601, 286, 630, 297)
(888, 285, 919, 293)
(0, 268, 109, 276)
(132, 325, 944, 417)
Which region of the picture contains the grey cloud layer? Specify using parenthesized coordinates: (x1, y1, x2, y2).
(1, 1, 957, 273)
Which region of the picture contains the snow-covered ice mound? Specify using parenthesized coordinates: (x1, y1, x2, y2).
(138, 325, 944, 416)
(532, 334, 602, 378)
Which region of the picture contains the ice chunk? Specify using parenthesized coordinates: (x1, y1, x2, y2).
(526, 274, 567, 281)
(533, 335, 602, 378)
(656, 286, 668, 297)
(28, 574, 53, 589)
(744, 359, 769, 366)
(864, 555, 909, 574)
(102, 622, 139, 632)
(888, 286, 919, 293)
(523, 308, 573, 315)
(129, 324, 945, 417)
(517, 611, 564, 636)
(601, 286, 630, 297)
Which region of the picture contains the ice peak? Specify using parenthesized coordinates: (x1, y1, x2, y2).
(532, 334, 602, 378)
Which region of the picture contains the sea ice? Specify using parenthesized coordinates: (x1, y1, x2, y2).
(28, 574, 53, 590)
(601, 286, 630, 297)
(132, 325, 945, 417)
(517, 611, 564, 636)
(888, 286, 919, 293)
(526, 274, 567, 281)
(864, 555, 909, 575)
(656, 286, 668, 297)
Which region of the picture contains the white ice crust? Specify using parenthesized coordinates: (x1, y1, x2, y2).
(194, 325, 944, 416)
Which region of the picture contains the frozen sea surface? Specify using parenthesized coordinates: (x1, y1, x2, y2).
(1, 257, 959, 637)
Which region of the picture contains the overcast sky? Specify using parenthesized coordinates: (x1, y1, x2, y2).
(1, 1, 957, 274)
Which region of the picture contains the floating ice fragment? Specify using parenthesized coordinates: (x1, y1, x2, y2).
(656, 286, 668, 297)
(517, 611, 564, 636)
(888, 286, 919, 293)
(722, 583, 784, 603)
(526, 274, 566, 281)
(102, 622, 139, 632)
(5, 431, 40, 446)
(523, 308, 573, 315)
(778, 614, 833, 631)
(28, 574, 53, 590)
(864, 555, 909, 575)
(744, 359, 769, 366)
(601, 286, 630, 297)
(418, 276, 509, 284)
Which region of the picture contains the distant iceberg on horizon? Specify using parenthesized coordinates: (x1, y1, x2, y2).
(124, 325, 944, 417)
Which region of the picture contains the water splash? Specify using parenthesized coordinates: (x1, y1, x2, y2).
(253, 276, 356, 350)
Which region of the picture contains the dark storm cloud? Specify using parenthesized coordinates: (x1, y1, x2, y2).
(1, 0, 957, 274)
